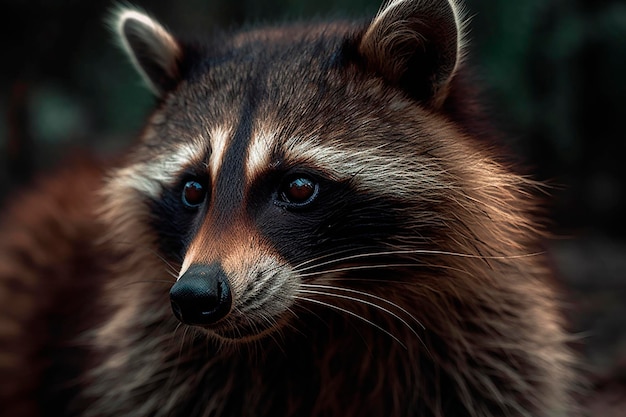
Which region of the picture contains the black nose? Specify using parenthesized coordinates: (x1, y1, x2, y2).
(170, 263, 232, 326)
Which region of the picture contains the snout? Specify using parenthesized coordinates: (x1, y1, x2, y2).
(169, 263, 232, 326)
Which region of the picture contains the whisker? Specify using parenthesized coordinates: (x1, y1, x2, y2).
(162, 322, 187, 396)
(171, 321, 184, 341)
(258, 313, 287, 355)
(293, 249, 544, 274)
(103, 239, 181, 277)
(299, 288, 426, 350)
(294, 295, 407, 349)
(292, 247, 373, 271)
(164, 269, 179, 279)
(299, 261, 476, 279)
(148, 249, 181, 276)
(300, 283, 425, 330)
(282, 306, 308, 339)
(297, 263, 419, 278)
(179, 325, 190, 358)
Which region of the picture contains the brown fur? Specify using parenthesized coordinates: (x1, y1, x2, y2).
(0, 1, 577, 416)
(0, 159, 107, 416)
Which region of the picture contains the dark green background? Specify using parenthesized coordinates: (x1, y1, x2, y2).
(1, 0, 625, 411)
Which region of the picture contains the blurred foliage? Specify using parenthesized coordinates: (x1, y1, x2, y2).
(1, 0, 626, 236)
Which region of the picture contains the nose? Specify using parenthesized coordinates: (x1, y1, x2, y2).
(169, 263, 232, 326)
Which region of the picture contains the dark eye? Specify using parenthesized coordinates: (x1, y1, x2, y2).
(182, 180, 207, 208)
(279, 176, 319, 207)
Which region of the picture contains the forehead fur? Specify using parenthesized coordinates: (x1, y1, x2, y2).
(245, 112, 460, 199)
(109, 0, 477, 201)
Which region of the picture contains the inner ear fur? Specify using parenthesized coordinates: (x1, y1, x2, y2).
(114, 8, 183, 96)
(358, 0, 464, 108)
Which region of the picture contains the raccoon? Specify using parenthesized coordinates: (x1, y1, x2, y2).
(0, 0, 577, 416)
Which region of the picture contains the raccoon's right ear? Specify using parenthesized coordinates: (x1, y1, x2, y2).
(113, 8, 183, 96)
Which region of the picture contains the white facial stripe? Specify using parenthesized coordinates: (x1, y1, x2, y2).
(209, 126, 231, 180)
(244, 128, 447, 198)
(178, 246, 196, 279)
(281, 136, 449, 197)
(118, 126, 231, 199)
(111, 139, 208, 198)
(245, 129, 277, 180)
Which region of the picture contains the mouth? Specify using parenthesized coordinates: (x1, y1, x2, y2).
(183, 313, 286, 343)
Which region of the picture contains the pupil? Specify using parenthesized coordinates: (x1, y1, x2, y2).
(183, 181, 205, 206)
(287, 178, 314, 202)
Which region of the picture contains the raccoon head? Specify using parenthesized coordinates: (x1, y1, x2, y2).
(103, 0, 505, 343)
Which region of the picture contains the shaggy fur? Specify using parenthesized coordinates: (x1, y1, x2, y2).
(0, 1, 577, 416)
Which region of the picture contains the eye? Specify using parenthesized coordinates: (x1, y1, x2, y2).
(279, 176, 319, 207)
(181, 180, 207, 208)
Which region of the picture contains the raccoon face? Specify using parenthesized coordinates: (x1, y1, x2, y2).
(107, 0, 466, 342)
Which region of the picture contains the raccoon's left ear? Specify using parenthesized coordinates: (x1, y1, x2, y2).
(114, 8, 183, 96)
(358, 0, 464, 108)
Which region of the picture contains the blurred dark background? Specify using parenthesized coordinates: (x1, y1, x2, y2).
(1, 0, 625, 413)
